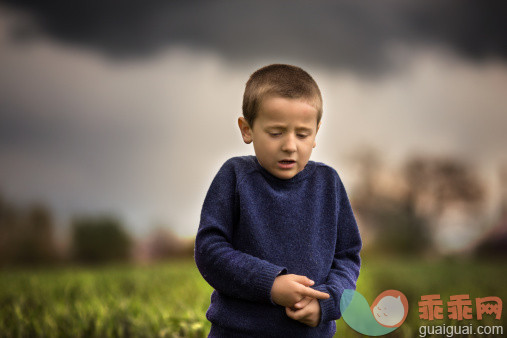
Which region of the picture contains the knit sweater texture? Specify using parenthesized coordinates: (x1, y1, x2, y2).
(195, 156, 362, 337)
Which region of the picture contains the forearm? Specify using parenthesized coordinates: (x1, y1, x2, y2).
(312, 174, 363, 323)
(314, 242, 361, 323)
(195, 227, 286, 304)
(195, 159, 287, 304)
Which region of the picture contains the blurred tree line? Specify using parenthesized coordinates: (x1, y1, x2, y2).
(349, 148, 506, 258)
(0, 196, 56, 266)
(0, 193, 193, 267)
(71, 216, 131, 264)
(2, 149, 505, 267)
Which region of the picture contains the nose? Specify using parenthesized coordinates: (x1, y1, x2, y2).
(281, 134, 297, 153)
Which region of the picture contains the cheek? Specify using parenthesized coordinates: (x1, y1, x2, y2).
(301, 140, 315, 154)
(255, 138, 278, 155)
(259, 140, 276, 153)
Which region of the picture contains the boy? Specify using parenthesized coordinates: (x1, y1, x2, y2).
(195, 64, 362, 337)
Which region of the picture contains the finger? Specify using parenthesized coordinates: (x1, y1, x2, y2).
(294, 307, 309, 321)
(294, 296, 312, 309)
(307, 320, 318, 328)
(300, 287, 330, 300)
(287, 307, 305, 321)
(285, 307, 296, 319)
(287, 305, 310, 321)
(292, 275, 314, 286)
(295, 307, 316, 326)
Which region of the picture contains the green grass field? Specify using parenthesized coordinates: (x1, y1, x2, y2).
(0, 257, 505, 337)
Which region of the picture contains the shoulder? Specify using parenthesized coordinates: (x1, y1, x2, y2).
(217, 156, 258, 181)
(312, 161, 351, 195)
(313, 162, 355, 206)
(205, 156, 257, 198)
(312, 161, 341, 182)
(220, 156, 256, 172)
(222, 155, 256, 168)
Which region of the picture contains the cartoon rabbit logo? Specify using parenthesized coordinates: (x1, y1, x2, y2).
(340, 289, 409, 336)
(371, 290, 409, 327)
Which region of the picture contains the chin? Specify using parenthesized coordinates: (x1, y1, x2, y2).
(276, 171, 297, 180)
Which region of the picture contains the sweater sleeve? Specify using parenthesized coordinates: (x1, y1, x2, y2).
(314, 176, 362, 323)
(194, 159, 287, 305)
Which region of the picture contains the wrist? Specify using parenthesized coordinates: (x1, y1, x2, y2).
(314, 284, 333, 324)
(270, 269, 287, 305)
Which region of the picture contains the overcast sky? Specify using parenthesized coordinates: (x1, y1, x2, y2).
(0, 1, 506, 238)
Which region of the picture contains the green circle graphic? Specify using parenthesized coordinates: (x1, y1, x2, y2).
(340, 289, 400, 336)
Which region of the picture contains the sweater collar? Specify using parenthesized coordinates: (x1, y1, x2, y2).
(252, 156, 316, 185)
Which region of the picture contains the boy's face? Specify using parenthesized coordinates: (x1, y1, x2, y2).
(238, 96, 321, 180)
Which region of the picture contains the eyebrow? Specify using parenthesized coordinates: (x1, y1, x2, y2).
(295, 127, 313, 133)
(264, 126, 314, 133)
(265, 124, 285, 129)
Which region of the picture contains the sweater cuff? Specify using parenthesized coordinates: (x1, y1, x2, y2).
(315, 284, 340, 323)
(254, 264, 287, 305)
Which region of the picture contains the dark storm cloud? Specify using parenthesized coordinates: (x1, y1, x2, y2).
(2, 0, 506, 72)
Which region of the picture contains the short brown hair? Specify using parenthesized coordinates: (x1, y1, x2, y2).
(242, 64, 323, 128)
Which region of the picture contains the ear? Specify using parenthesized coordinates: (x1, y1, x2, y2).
(238, 117, 253, 144)
(313, 121, 322, 148)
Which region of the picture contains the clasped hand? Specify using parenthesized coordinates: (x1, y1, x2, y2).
(271, 274, 329, 327)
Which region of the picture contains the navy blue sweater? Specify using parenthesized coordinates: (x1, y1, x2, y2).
(195, 156, 362, 337)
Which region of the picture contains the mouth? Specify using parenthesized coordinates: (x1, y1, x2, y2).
(277, 159, 296, 169)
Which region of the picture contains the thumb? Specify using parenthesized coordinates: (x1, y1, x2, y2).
(293, 275, 314, 287)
